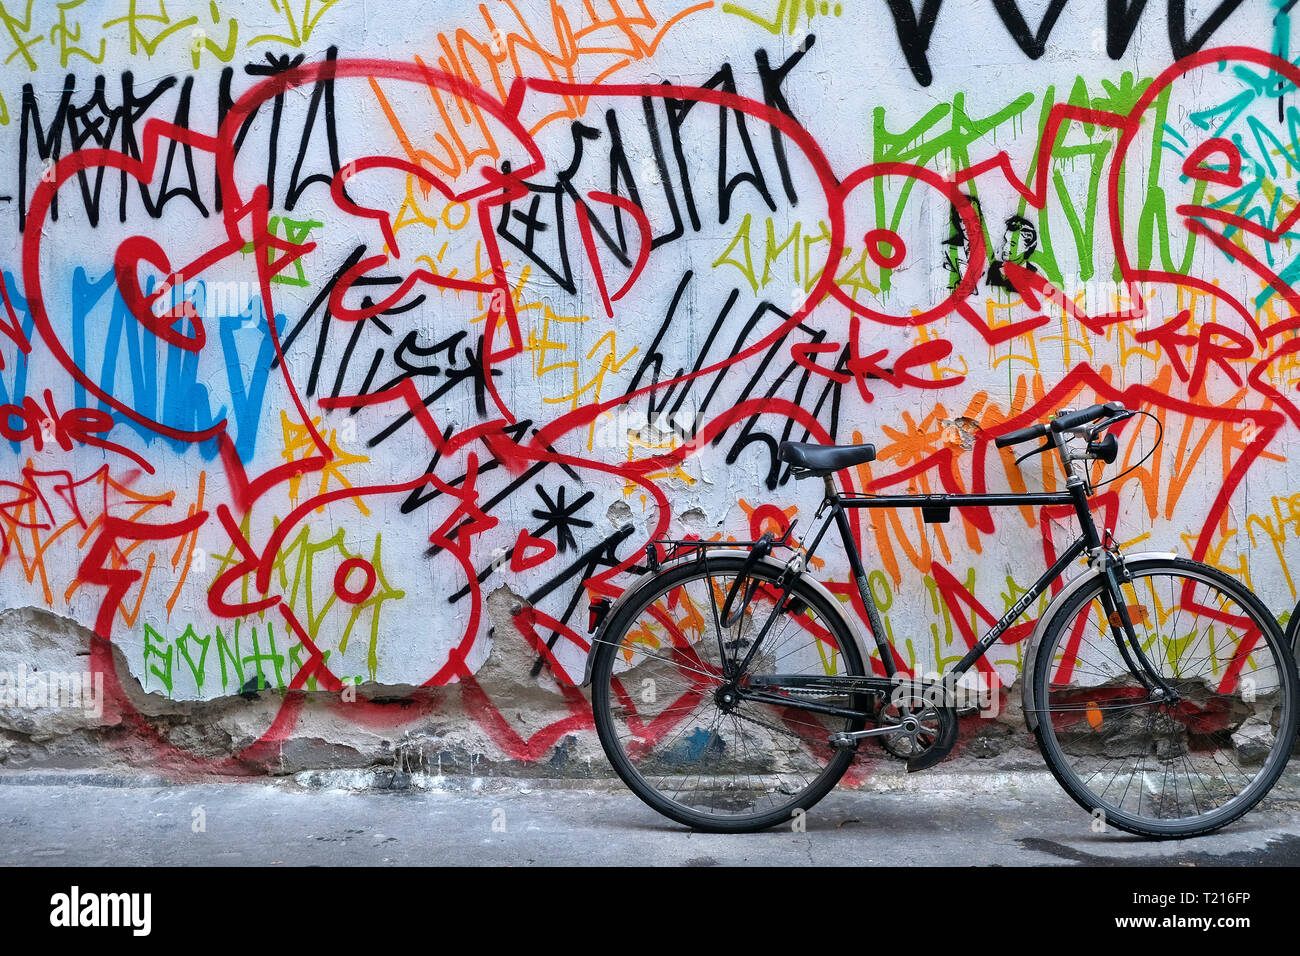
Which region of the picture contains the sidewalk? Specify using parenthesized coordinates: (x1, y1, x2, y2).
(3, 769, 1300, 866)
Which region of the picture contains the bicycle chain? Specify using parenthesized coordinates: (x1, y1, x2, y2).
(728, 697, 883, 745)
(728, 705, 819, 743)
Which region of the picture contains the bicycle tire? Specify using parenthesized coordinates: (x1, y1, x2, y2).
(590, 555, 868, 832)
(1032, 556, 1299, 837)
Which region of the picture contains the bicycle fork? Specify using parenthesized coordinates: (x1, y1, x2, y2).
(1094, 551, 1180, 701)
(1062, 474, 1177, 706)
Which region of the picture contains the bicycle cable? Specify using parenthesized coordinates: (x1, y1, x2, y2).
(1088, 408, 1162, 491)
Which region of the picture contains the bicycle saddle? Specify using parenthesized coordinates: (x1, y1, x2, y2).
(778, 441, 876, 476)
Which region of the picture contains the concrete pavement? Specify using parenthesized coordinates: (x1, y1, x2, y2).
(3, 769, 1300, 866)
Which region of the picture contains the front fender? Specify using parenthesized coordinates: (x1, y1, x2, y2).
(581, 549, 872, 686)
(1020, 551, 1176, 731)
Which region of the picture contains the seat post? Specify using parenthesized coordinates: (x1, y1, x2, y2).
(823, 470, 895, 676)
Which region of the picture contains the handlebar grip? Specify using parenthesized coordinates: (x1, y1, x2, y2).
(1052, 401, 1124, 431)
(994, 422, 1048, 448)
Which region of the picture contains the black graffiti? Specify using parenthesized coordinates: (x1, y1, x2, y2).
(613, 269, 846, 464)
(884, 0, 944, 87)
(884, 0, 1251, 87)
(1106, 0, 1148, 58)
(524, 522, 639, 676)
(228, 48, 343, 212)
(496, 45, 810, 294)
(531, 486, 594, 554)
(1169, 0, 1248, 59)
(719, 326, 848, 489)
(273, 239, 511, 448)
(992, 0, 1070, 59)
(18, 71, 205, 230)
(17, 48, 341, 230)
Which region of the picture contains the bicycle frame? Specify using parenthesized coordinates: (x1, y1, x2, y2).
(732, 438, 1178, 713)
(797, 476, 1091, 681)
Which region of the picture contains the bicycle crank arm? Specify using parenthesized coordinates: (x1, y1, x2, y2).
(828, 708, 960, 771)
(827, 725, 910, 746)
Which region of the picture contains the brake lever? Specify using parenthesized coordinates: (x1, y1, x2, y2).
(1086, 411, 1136, 441)
(1014, 438, 1055, 467)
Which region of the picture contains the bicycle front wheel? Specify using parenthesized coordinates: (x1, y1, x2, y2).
(590, 555, 868, 832)
(1032, 557, 1298, 838)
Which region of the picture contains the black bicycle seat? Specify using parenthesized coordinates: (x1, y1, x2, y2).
(778, 441, 876, 475)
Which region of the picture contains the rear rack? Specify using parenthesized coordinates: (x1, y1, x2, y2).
(647, 520, 798, 571)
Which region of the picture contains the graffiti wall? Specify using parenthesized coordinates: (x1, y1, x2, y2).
(2, 0, 1299, 771)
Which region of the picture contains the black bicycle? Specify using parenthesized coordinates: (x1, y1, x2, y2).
(585, 402, 1299, 837)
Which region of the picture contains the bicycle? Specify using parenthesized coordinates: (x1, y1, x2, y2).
(583, 401, 1299, 837)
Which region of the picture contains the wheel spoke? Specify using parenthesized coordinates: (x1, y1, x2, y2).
(1036, 563, 1295, 836)
(593, 560, 867, 831)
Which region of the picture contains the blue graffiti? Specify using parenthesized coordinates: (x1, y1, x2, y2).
(0, 268, 279, 464)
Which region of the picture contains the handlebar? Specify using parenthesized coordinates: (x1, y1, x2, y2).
(1051, 401, 1126, 432)
(994, 422, 1048, 449)
(994, 402, 1133, 451)
(993, 403, 1138, 476)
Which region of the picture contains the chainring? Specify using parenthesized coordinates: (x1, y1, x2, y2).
(876, 694, 959, 770)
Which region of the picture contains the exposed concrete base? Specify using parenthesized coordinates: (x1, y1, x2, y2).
(0, 597, 617, 776)
(0, 603, 1266, 783)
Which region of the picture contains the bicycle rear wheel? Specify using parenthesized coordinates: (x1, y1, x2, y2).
(590, 554, 868, 832)
(1032, 557, 1298, 837)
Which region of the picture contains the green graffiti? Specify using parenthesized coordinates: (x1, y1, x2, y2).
(721, 0, 842, 35)
(140, 618, 293, 696)
(240, 216, 322, 286)
(247, 0, 344, 48)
